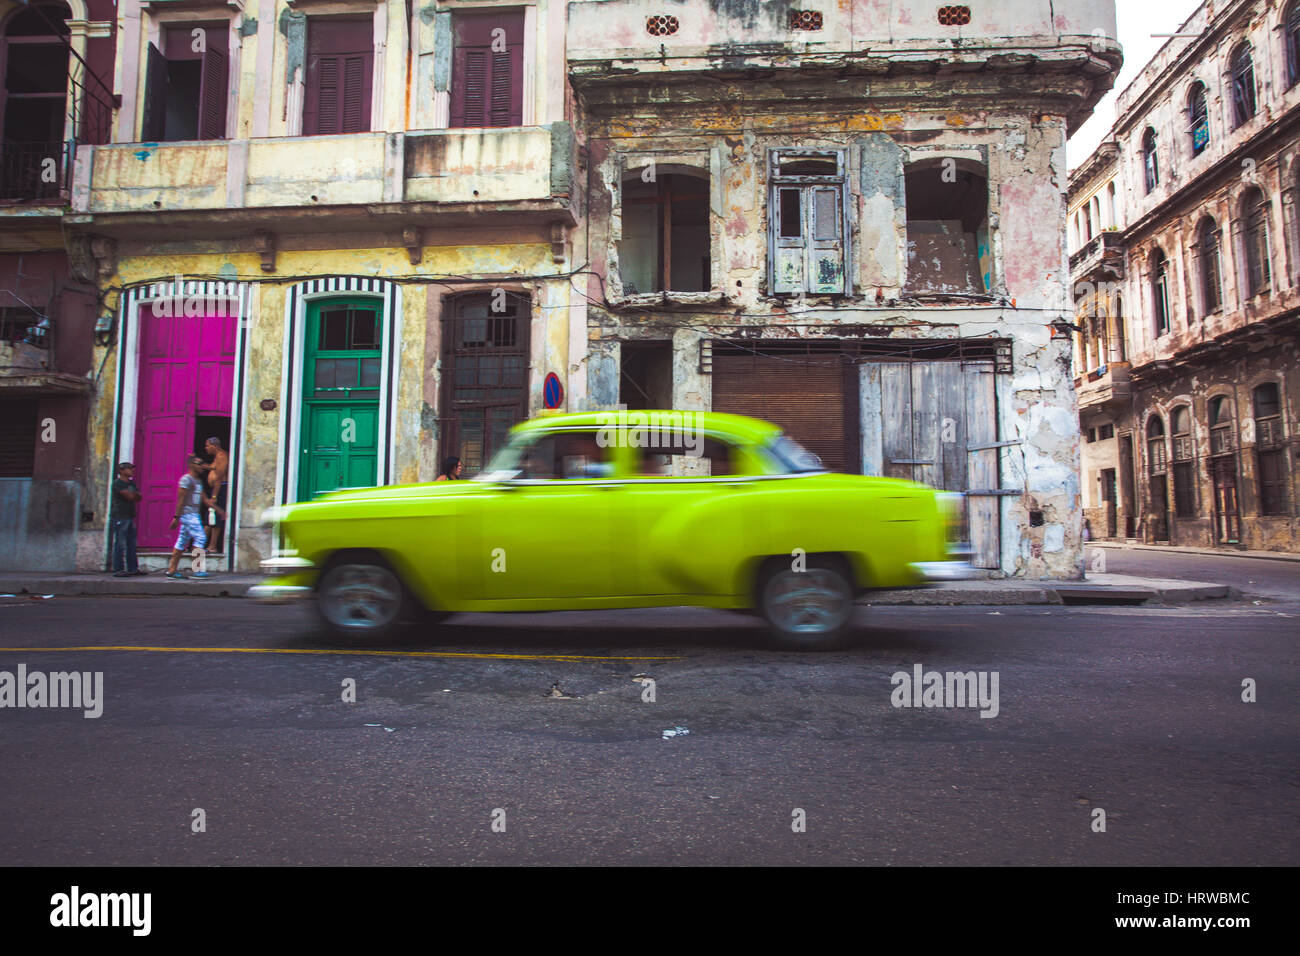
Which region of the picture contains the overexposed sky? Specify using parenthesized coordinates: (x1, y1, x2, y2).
(1067, 0, 1207, 169)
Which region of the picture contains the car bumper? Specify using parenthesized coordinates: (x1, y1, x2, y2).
(250, 556, 317, 603)
(908, 560, 978, 582)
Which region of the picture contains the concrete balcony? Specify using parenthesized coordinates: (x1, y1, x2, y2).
(68, 124, 576, 237)
(1069, 231, 1126, 281)
(1077, 361, 1131, 411)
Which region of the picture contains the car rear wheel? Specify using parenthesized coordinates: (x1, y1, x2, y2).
(759, 558, 856, 650)
(315, 558, 408, 640)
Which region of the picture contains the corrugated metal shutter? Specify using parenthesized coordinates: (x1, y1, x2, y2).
(712, 351, 848, 472)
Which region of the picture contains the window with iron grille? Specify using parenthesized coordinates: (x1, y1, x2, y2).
(1288, 2, 1300, 87)
(1188, 82, 1209, 155)
(1231, 43, 1257, 127)
(1258, 448, 1289, 514)
(1171, 406, 1195, 517)
(440, 291, 530, 476)
(768, 149, 849, 295)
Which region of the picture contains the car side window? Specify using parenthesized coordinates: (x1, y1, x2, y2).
(636, 437, 739, 477)
(517, 431, 616, 480)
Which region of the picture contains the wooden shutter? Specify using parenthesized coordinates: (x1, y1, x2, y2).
(304, 18, 373, 136)
(808, 186, 845, 293)
(450, 11, 524, 128)
(197, 46, 228, 140)
(141, 43, 169, 142)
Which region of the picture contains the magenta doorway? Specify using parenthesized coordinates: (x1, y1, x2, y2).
(133, 312, 236, 549)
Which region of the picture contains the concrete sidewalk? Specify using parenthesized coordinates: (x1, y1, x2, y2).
(1089, 541, 1300, 563)
(0, 570, 1237, 606)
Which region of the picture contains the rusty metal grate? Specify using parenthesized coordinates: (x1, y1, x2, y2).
(789, 10, 823, 31)
(646, 15, 679, 36)
(937, 5, 972, 26)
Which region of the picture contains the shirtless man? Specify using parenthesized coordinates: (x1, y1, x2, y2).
(204, 436, 229, 554)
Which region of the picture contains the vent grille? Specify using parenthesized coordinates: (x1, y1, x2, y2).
(938, 5, 972, 26)
(789, 10, 823, 31)
(646, 15, 679, 36)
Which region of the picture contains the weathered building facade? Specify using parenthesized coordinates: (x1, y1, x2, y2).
(569, 0, 1119, 577)
(1070, 0, 1300, 552)
(5, 0, 1120, 579)
(0, 0, 114, 570)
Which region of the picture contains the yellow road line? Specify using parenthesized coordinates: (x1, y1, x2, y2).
(0, 645, 680, 663)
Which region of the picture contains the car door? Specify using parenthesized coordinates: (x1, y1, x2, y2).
(618, 432, 758, 599)
(469, 428, 623, 603)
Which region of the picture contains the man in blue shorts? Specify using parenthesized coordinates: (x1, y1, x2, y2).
(165, 456, 217, 579)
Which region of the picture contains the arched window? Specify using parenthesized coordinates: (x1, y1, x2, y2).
(1198, 217, 1223, 313)
(1084, 202, 1094, 241)
(1107, 182, 1117, 227)
(1188, 82, 1209, 155)
(1142, 128, 1160, 193)
(1254, 382, 1288, 514)
(0, 2, 72, 200)
(1208, 395, 1235, 455)
(1147, 416, 1167, 475)
(1152, 249, 1171, 336)
(1092, 195, 1102, 231)
(1286, 2, 1300, 87)
(1230, 43, 1257, 127)
(1241, 187, 1272, 297)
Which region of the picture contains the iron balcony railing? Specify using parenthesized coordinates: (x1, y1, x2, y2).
(0, 140, 71, 202)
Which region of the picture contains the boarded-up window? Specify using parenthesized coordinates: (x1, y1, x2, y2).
(768, 150, 848, 295)
(303, 18, 373, 136)
(450, 10, 523, 128)
(904, 163, 989, 295)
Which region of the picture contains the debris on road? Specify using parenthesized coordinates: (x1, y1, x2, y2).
(545, 682, 578, 699)
(661, 725, 689, 739)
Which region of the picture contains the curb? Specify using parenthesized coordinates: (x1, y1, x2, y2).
(0, 576, 262, 599)
(1089, 542, 1300, 563)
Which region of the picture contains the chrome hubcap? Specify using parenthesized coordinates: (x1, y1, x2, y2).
(764, 569, 851, 633)
(320, 563, 402, 630)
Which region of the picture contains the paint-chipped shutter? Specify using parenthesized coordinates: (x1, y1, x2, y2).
(304, 19, 373, 136)
(141, 43, 168, 142)
(450, 11, 524, 128)
(711, 351, 854, 473)
(808, 186, 845, 293)
(197, 46, 228, 140)
(771, 188, 805, 293)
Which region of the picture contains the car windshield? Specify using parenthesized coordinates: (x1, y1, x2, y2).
(764, 434, 824, 474)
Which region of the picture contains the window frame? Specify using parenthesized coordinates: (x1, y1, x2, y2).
(1188, 81, 1209, 156)
(1152, 250, 1171, 336)
(1287, 1, 1300, 88)
(1198, 217, 1223, 314)
(1142, 128, 1160, 193)
(767, 147, 851, 296)
(1230, 43, 1257, 128)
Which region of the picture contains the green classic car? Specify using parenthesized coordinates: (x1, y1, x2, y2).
(253, 410, 956, 649)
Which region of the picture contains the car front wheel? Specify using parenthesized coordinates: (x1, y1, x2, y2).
(759, 558, 856, 650)
(315, 558, 408, 640)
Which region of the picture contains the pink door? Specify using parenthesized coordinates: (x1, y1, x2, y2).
(134, 311, 236, 548)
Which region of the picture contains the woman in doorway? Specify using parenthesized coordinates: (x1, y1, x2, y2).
(437, 456, 463, 481)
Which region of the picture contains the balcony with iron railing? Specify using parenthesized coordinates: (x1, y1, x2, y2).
(0, 141, 73, 203)
(1069, 230, 1126, 278)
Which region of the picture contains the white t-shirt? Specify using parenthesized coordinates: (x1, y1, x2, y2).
(178, 474, 204, 515)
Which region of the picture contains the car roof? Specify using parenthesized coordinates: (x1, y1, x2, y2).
(512, 410, 784, 444)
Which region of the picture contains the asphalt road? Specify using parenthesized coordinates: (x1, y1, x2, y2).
(1, 566, 1295, 865)
(1090, 545, 1300, 601)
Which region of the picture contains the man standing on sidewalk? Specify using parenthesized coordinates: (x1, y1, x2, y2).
(110, 462, 142, 577)
(165, 456, 216, 580)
